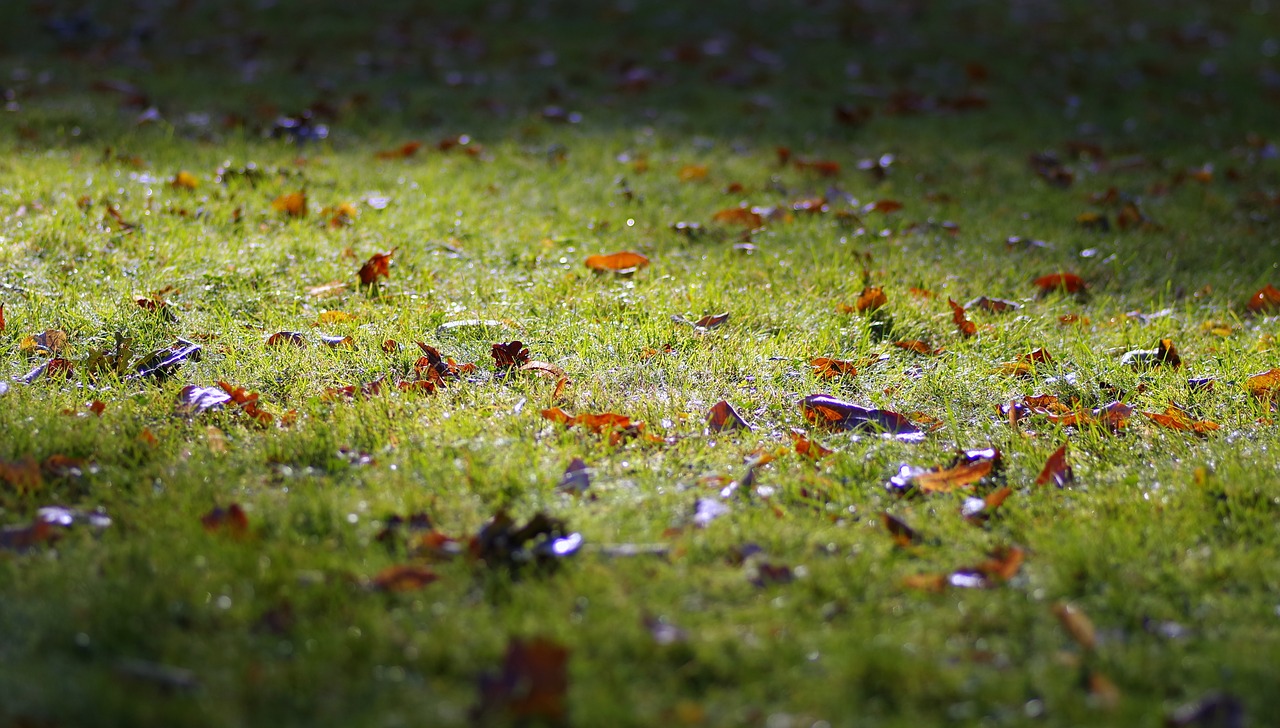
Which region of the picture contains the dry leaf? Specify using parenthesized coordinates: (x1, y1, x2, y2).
(1036, 443, 1073, 486)
(948, 298, 977, 337)
(707, 400, 750, 432)
(584, 251, 650, 273)
(358, 248, 397, 285)
(1034, 272, 1088, 294)
(810, 357, 858, 379)
(1246, 284, 1280, 314)
(371, 564, 439, 592)
(171, 171, 199, 190)
(1053, 602, 1097, 650)
(271, 191, 307, 217)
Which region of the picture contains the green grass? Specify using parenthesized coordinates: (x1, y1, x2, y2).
(3, 1, 1280, 726)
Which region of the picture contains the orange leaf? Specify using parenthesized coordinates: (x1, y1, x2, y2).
(948, 298, 977, 337)
(677, 164, 708, 181)
(584, 251, 650, 273)
(789, 429, 833, 459)
(1246, 368, 1280, 398)
(856, 286, 887, 312)
(893, 340, 937, 355)
(371, 564, 439, 592)
(1035, 443, 1073, 486)
(170, 171, 199, 190)
(1033, 272, 1087, 294)
(972, 545, 1024, 581)
(357, 248, 397, 285)
(0, 457, 43, 495)
(810, 357, 858, 379)
(1142, 407, 1219, 434)
(271, 191, 307, 217)
(1247, 284, 1280, 314)
(266, 331, 307, 347)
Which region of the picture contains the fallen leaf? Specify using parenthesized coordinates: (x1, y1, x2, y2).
(1053, 602, 1097, 650)
(271, 191, 307, 217)
(855, 286, 887, 312)
(307, 281, 348, 298)
(810, 357, 858, 379)
(130, 339, 202, 381)
(1034, 272, 1088, 295)
(217, 381, 275, 425)
(382, 339, 400, 353)
(0, 303, 4, 332)
(707, 400, 750, 432)
(21, 329, 68, 354)
(357, 248, 397, 285)
(176, 385, 232, 415)
(965, 296, 1020, 313)
(370, 564, 439, 592)
(1246, 284, 1280, 315)
(894, 340, 938, 355)
(672, 312, 729, 330)
(19, 357, 74, 383)
(1120, 338, 1182, 368)
(948, 298, 977, 337)
(641, 344, 675, 359)
(266, 331, 307, 348)
(1246, 368, 1280, 399)
(800, 394, 923, 441)
(997, 348, 1054, 377)
(88, 400, 106, 416)
(962, 487, 1013, 525)
(201, 503, 249, 536)
(319, 334, 354, 348)
(519, 361, 567, 380)
(911, 460, 995, 494)
(1165, 693, 1245, 728)
(1088, 671, 1122, 710)
(789, 429, 834, 459)
(882, 513, 922, 547)
(0, 457, 43, 495)
(323, 376, 386, 401)
(492, 341, 531, 368)
(678, 164, 708, 181)
(584, 251, 650, 273)
(558, 458, 590, 494)
(469, 511, 583, 570)
(1036, 443, 1073, 486)
(316, 310, 356, 325)
(862, 199, 902, 214)
(794, 159, 841, 177)
(474, 638, 570, 724)
(374, 141, 423, 160)
(1142, 407, 1220, 434)
(712, 206, 764, 228)
(170, 171, 199, 190)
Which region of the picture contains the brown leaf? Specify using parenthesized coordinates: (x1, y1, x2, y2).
(491, 341, 531, 368)
(794, 159, 841, 177)
(862, 199, 902, 214)
(810, 357, 858, 379)
(882, 512, 922, 547)
(381, 339, 400, 353)
(1088, 672, 1122, 710)
(475, 638, 570, 723)
(1036, 443, 1073, 486)
(0, 457, 43, 495)
(912, 460, 995, 494)
(319, 334, 355, 348)
(88, 400, 106, 416)
(1120, 338, 1182, 368)
(641, 344, 675, 359)
(1246, 284, 1280, 314)
(800, 394, 923, 440)
(519, 361, 567, 380)
(963, 487, 1013, 525)
(371, 564, 439, 592)
(266, 331, 307, 348)
(692, 312, 729, 329)
(217, 381, 275, 425)
(1033, 272, 1088, 294)
(21, 329, 68, 353)
(855, 286, 887, 312)
(997, 348, 1054, 377)
(584, 251, 650, 273)
(201, 503, 249, 536)
(965, 296, 1021, 313)
(1053, 602, 1097, 650)
(948, 298, 977, 337)
(357, 248, 397, 285)
(712, 206, 764, 228)
(374, 141, 423, 160)
(707, 400, 750, 432)
(271, 191, 307, 217)
(307, 281, 348, 298)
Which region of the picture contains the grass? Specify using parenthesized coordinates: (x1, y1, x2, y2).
(2, 0, 1280, 725)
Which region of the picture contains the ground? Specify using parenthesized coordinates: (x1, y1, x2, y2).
(1, 1, 1279, 726)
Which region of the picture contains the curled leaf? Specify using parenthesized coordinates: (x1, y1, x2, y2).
(707, 400, 750, 432)
(491, 341, 531, 368)
(948, 298, 977, 338)
(1033, 272, 1087, 294)
(1035, 443, 1073, 486)
(810, 357, 858, 379)
(800, 394, 923, 441)
(357, 248, 397, 285)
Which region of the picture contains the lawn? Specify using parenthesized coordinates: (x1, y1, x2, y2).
(2, 1, 1279, 726)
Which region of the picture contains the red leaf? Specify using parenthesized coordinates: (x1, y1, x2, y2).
(789, 429, 834, 459)
(948, 298, 977, 337)
(201, 503, 249, 536)
(584, 251, 650, 273)
(358, 248, 397, 285)
(707, 400, 750, 432)
(1035, 443, 1073, 486)
(1033, 272, 1088, 294)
